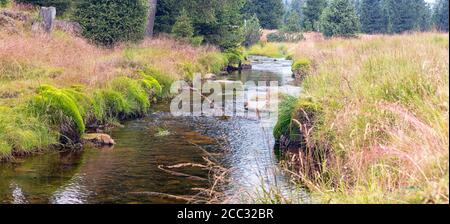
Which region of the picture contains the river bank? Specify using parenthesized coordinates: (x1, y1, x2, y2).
(0, 55, 306, 204)
(0, 8, 231, 160)
(272, 32, 449, 204)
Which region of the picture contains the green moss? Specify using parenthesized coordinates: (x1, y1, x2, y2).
(180, 62, 199, 80)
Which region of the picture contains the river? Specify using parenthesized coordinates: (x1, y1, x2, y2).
(0, 56, 306, 204)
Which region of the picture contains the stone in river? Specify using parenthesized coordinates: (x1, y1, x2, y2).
(82, 133, 116, 146)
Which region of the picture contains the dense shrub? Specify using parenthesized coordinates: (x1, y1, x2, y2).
(0, 0, 10, 7)
(73, 0, 148, 46)
(242, 14, 262, 47)
(172, 8, 194, 39)
(15, 0, 72, 16)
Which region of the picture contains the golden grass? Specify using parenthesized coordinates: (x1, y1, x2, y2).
(0, 28, 221, 107)
(284, 33, 449, 204)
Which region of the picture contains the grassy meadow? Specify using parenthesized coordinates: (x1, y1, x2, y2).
(271, 33, 449, 204)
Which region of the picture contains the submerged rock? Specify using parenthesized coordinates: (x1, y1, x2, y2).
(82, 133, 116, 146)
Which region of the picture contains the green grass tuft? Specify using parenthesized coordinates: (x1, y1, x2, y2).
(27, 85, 86, 136)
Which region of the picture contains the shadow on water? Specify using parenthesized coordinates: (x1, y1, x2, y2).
(0, 56, 307, 204)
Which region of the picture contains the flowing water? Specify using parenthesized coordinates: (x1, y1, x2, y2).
(0, 56, 305, 204)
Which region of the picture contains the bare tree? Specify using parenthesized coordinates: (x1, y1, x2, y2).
(146, 0, 158, 37)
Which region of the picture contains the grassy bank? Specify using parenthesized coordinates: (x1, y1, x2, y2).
(274, 33, 449, 204)
(245, 42, 290, 58)
(0, 8, 229, 160)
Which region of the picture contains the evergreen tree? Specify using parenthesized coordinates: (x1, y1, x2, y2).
(433, 0, 449, 32)
(243, 14, 262, 47)
(301, 0, 327, 31)
(360, 0, 387, 33)
(387, 0, 431, 33)
(74, 0, 148, 46)
(242, 0, 285, 29)
(0, 0, 10, 7)
(284, 11, 302, 32)
(172, 8, 194, 38)
(155, 0, 244, 49)
(320, 0, 360, 37)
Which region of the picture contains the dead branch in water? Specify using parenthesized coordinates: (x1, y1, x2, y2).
(148, 140, 231, 204)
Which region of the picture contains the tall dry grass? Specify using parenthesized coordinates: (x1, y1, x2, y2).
(0, 27, 222, 106)
(284, 33, 449, 204)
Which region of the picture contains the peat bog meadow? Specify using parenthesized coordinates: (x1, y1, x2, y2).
(0, 0, 449, 204)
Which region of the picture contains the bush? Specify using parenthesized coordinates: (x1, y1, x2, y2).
(15, 0, 72, 16)
(172, 8, 194, 39)
(73, 0, 148, 46)
(225, 48, 245, 68)
(140, 66, 173, 97)
(242, 14, 262, 47)
(0, 0, 10, 7)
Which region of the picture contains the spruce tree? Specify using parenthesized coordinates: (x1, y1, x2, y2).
(284, 11, 302, 32)
(360, 0, 387, 33)
(74, 0, 148, 46)
(155, 0, 244, 49)
(301, 0, 327, 31)
(387, 0, 431, 33)
(243, 14, 262, 47)
(320, 0, 360, 37)
(172, 8, 194, 38)
(433, 0, 449, 32)
(242, 0, 285, 29)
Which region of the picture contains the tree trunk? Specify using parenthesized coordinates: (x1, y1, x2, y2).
(146, 0, 158, 37)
